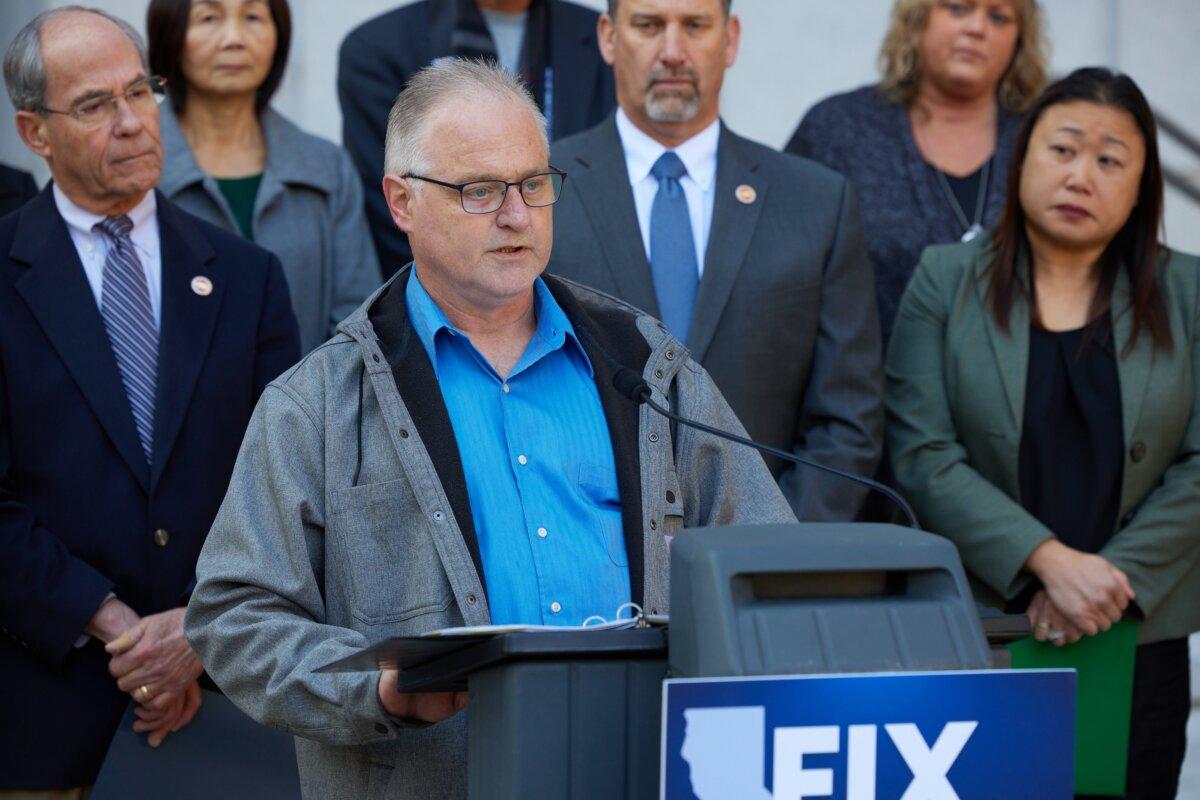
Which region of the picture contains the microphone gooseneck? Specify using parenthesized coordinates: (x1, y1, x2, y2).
(570, 318, 919, 528)
(611, 371, 920, 529)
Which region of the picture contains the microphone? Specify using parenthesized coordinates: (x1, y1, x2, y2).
(611, 367, 920, 529)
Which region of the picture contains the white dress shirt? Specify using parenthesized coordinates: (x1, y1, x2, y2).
(53, 185, 163, 329)
(614, 108, 720, 274)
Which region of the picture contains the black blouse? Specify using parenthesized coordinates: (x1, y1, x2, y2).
(1018, 316, 1124, 555)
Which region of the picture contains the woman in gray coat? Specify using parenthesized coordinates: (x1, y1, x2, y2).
(148, 0, 380, 355)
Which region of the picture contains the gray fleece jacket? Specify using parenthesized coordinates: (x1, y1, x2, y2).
(185, 268, 795, 799)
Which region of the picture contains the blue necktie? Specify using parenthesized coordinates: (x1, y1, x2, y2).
(649, 152, 699, 343)
(96, 215, 158, 464)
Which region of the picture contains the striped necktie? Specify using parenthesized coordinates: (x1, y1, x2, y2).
(95, 214, 157, 464)
(649, 151, 700, 344)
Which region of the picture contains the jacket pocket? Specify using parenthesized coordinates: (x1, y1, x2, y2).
(329, 479, 454, 626)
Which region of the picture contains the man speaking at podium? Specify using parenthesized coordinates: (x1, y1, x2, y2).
(186, 59, 793, 799)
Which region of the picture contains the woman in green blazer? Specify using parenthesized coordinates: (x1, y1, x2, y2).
(887, 68, 1199, 798)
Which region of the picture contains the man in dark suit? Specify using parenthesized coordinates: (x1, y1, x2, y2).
(0, 162, 36, 216)
(0, 8, 299, 794)
(550, 0, 883, 521)
(337, 0, 615, 278)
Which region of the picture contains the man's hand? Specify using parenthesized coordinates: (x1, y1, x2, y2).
(84, 595, 139, 644)
(1025, 539, 1135, 636)
(132, 681, 204, 747)
(106, 607, 203, 706)
(378, 667, 468, 723)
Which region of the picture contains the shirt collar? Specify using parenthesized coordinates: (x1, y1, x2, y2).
(614, 107, 720, 191)
(405, 268, 593, 379)
(53, 184, 158, 254)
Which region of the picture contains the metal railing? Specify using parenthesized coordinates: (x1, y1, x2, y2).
(1158, 109, 1200, 205)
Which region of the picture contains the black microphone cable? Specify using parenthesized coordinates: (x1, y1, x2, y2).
(570, 318, 918, 528)
(611, 366, 919, 529)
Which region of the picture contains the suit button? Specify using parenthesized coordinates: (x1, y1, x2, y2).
(1121, 512, 1134, 527)
(1130, 442, 1147, 463)
(153, 528, 170, 547)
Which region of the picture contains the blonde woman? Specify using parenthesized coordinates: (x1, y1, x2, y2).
(787, 0, 1047, 344)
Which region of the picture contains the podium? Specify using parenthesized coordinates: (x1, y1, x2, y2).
(324, 524, 1061, 799)
(389, 628, 668, 800)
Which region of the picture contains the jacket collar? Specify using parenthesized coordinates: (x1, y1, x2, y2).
(971, 234, 1156, 443)
(158, 103, 338, 198)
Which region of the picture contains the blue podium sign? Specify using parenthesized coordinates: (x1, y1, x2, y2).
(661, 669, 1073, 800)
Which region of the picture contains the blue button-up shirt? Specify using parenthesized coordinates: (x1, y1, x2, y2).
(407, 270, 631, 625)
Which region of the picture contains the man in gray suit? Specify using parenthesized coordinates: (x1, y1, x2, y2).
(550, 0, 883, 520)
(185, 60, 793, 799)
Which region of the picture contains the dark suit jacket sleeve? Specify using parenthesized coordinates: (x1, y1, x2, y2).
(337, 26, 413, 278)
(777, 179, 884, 520)
(0, 353, 114, 666)
(886, 247, 1054, 598)
(254, 253, 302, 396)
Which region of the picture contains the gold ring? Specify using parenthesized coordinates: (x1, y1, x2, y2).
(138, 684, 152, 702)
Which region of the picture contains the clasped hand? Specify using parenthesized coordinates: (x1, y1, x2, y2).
(90, 601, 204, 746)
(1025, 540, 1135, 647)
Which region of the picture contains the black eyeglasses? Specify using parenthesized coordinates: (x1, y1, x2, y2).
(403, 169, 567, 214)
(38, 75, 167, 129)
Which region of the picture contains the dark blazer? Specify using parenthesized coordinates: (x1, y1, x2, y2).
(337, 0, 615, 278)
(0, 163, 37, 218)
(786, 85, 1023, 344)
(0, 187, 300, 789)
(887, 236, 1200, 644)
(550, 117, 884, 521)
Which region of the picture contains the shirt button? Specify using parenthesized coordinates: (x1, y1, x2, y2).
(152, 528, 169, 547)
(537, 527, 548, 538)
(550, 602, 562, 614)
(1130, 441, 1147, 463)
(502, 383, 510, 393)
(517, 454, 528, 465)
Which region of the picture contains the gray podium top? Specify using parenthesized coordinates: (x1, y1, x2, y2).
(669, 523, 993, 677)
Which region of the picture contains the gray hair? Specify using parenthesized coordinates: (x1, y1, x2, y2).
(383, 58, 547, 178)
(606, 0, 732, 17)
(4, 6, 148, 112)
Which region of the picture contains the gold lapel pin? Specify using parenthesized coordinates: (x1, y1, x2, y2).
(191, 276, 213, 297)
(735, 184, 757, 204)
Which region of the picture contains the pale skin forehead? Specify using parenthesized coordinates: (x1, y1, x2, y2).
(1037, 102, 1144, 153)
(421, 93, 550, 183)
(39, 12, 145, 108)
(617, 0, 727, 18)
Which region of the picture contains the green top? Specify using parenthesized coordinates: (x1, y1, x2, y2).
(215, 174, 263, 240)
